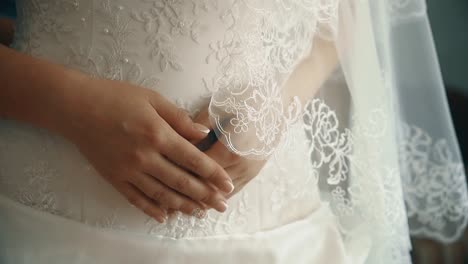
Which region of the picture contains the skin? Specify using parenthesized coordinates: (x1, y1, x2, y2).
(63, 77, 235, 222)
(190, 36, 340, 201)
(193, 108, 268, 199)
(0, 17, 338, 222)
(0, 23, 233, 223)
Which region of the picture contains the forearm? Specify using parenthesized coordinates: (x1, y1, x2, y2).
(0, 44, 86, 135)
(283, 37, 339, 104)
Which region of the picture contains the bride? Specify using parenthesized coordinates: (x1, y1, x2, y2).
(0, 0, 467, 263)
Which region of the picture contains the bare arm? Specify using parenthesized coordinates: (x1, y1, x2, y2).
(0, 16, 79, 131)
(0, 34, 233, 221)
(0, 39, 84, 137)
(283, 36, 339, 104)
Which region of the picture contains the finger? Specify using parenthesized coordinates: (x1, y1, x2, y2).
(148, 92, 210, 140)
(193, 129, 218, 151)
(161, 133, 235, 194)
(116, 182, 167, 223)
(205, 141, 241, 168)
(192, 107, 211, 129)
(191, 107, 213, 146)
(227, 179, 246, 199)
(144, 153, 229, 213)
(131, 173, 206, 216)
(224, 168, 252, 199)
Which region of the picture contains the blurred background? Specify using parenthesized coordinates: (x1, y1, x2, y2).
(1, 0, 467, 263)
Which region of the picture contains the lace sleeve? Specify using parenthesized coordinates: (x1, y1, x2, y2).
(207, 0, 468, 263)
(207, 0, 340, 159)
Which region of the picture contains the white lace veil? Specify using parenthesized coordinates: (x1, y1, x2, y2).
(207, 0, 468, 262)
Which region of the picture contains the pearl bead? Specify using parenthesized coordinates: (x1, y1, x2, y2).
(103, 28, 109, 34)
(123, 58, 129, 63)
(118, 5, 124, 10)
(80, 17, 86, 22)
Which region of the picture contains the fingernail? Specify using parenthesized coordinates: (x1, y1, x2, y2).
(156, 215, 165, 223)
(214, 200, 228, 212)
(194, 123, 211, 134)
(222, 180, 235, 194)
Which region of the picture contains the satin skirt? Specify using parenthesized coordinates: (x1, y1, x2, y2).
(0, 195, 351, 264)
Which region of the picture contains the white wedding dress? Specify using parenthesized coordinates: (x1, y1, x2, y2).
(2, 1, 468, 264)
(0, 0, 351, 263)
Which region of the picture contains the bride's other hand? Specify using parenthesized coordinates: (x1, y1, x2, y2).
(60, 76, 234, 223)
(192, 107, 267, 199)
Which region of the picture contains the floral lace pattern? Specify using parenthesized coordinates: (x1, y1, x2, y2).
(145, 191, 251, 238)
(301, 96, 467, 260)
(207, 0, 339, 159)
(11, 0, 81, 55)
(17, 161, 61, 215)
(400, 124, 468, 242)
(303, 98, 412, 262)
(3, 0, 326, 239)
(1, 1, 467, 263)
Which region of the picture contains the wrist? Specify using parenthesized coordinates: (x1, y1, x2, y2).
(46, 67, 93, 141)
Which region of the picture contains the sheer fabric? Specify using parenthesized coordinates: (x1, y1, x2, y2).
(207, 0, 468, 262)
(0, 0, 466, 263)
(1, 1, 344, 263)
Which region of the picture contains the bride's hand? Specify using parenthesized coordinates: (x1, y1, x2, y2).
(60, 76, 233, 223)
(192, 107, 267, 198)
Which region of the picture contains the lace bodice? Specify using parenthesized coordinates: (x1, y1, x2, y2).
(2, 1, 468, 264)
(0, 0, 330, 238)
